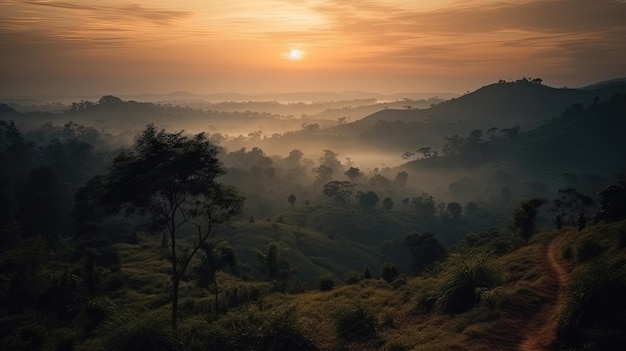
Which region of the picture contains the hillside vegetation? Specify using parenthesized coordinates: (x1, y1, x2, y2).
(1, 79, 625, 350)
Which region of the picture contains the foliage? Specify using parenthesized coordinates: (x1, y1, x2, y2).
(318, 274, 335, 291)
(322, 180, 354, 204)
(356, 190, 380, 211)
(253, 242, 298, 292)
(556, 265, 626, 350)
(437, 256, 501, 315)
(551, 187, 594, 226)
(193, 240, 237, 313)
(288, 194, 296, 207)
(101, 315, 180, 351)
(334, 304, 377, 342)
(446, 202, 462, 219)
(88, 125, 244, 332)
(403, 233, 446, 274)
(592, 177, 626, 223)
(512, 198, 547, 241)
(381, 262, 399, 283)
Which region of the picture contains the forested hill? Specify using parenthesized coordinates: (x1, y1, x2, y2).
(332, 79, 626, 134)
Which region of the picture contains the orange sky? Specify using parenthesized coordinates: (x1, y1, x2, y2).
(1, 0, 626, 96)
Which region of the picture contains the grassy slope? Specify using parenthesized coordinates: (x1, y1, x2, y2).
(67, 218, 625, 350)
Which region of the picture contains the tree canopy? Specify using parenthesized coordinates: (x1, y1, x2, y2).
(88, 125, 244, 333)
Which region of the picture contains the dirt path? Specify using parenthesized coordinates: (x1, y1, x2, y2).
(518, 236, 567, 351)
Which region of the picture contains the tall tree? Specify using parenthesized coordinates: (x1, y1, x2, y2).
(551, 187, 594, 226)
(513, 198, 547, 241)
(88, 125, 244, 333)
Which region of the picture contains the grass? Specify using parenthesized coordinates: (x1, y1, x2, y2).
(5, 216, 624, 350)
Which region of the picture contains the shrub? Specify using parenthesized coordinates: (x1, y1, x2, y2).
(556, 266, 626, 349)
(437, 257, 501, 314)
(381, 262, 399, 283)
(390, 274, 407, 289)
(102, 316, 179, 351)
(576, 239, 604, 262)
(334, 304, 377, 341)
(318, 275, 335, 291)
(344, 271, 361, 285)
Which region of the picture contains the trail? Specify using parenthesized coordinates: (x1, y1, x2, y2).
(518, 236, 567, 351)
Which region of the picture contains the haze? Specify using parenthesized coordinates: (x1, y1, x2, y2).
(2, 0, 626, 96)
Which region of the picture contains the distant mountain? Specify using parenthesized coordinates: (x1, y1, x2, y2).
(358, 80, 626, 126)
(319, 79, 626, 153)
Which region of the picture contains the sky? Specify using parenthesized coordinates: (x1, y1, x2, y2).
(1, 0, 626, 96)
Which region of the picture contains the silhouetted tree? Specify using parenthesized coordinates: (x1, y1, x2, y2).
(513, 198, 547, 241)
(394, 171, 408, 187)
(288, 194, 296, 207)
(404, 233, 446, 274)
(417, 146, 434, 159)
(89, 125, 244, 333)
(362, 265, 372, 279)
(592, 177, 626, 223)
(356, 191, 379, 211)
(442, 134, 465, 155)
(254, 242, 297, 292)
(344, 167, 362, 182)
(322, 180, 354, 204)
(411, 192, 436, 219)
(369, 174, 392, 188)
(194, 240, 237, 313)
(381, 262, 399, 283)
(446, 202, 462, 219)
(552, 187, 594, 226)
(382, 197, 394, 211)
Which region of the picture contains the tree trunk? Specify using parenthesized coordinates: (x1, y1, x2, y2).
(214, 280, 219, 314)
(171, 276, 179, 334)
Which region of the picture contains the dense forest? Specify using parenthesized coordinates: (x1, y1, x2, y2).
(1, 79, 626, 350)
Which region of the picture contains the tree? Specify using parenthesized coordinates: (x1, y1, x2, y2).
(442, 134, 465, 155)
(381, 262, 399, 283)
(322, 180, 354, 204)
(446, 202, 462, 219)
(411, 192, 436, 219)
(551, 188, 594, 226)
(592, 178, 626, 223)
(194, 240, 236, 314)
(382, 197, 394, 210)
(513, 198, 547, 241)
(356, 191, 379, 211)
(401, 151, 414, 160)
(404, 233, 446, 274)
(288, 194, 296, 207)
(417, 147, 434, 159)
(254, 242, 298, 292)
(369, 174, 392, 188)
(344, 167, 362, 182)
(88, 125, 244, 333)
(394, 171, 408, 187)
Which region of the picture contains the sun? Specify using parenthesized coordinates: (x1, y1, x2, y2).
(287, 48, 303, 61)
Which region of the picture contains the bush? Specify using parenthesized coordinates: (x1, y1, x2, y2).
(344, 271, 361, 285)
(318, 275, 335, 291)
(381, 262, 399, 283)
(556, 266, 626, 349)
(334, 304, 377, 341)
(437, 257, 501, 314)
(102, 316, 179, 351)
(576, 239, 604, 262)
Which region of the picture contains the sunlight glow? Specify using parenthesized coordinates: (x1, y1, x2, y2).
(288, 48, 303, 61)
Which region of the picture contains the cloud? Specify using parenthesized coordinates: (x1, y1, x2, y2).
(22, 1, 192, 25)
